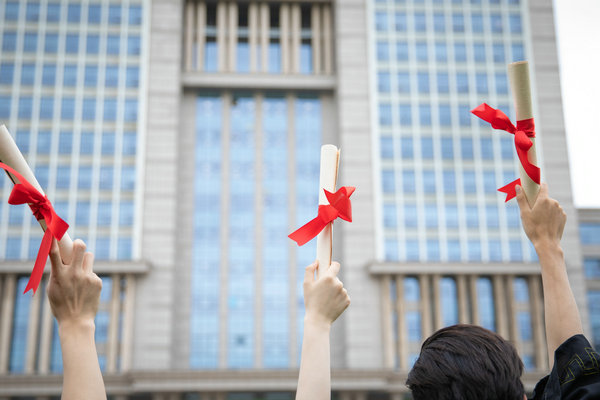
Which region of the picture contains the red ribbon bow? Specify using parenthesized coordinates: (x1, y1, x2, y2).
(289, 186, 355, 246)
(1, 162, 69, 294)
(471, 103, 540, 201)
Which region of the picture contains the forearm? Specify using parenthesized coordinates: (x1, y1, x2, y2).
(59, 321, 107, 400)
(535, 241, 583, 368)
(296, 318, 331, 400)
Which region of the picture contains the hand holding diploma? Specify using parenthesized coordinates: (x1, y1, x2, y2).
(288, 145, 355, 278)
(0, 124, 73, 294)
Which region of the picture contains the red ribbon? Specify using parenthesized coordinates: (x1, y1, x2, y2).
(471, 103, 540, 201)
(0, 162, 69, 294)
(289, 186, 355, 246)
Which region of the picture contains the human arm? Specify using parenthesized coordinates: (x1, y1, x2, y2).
(516, 183, 583, 368)
(47, 239, 106, 400)
(295, 261, 351, 400)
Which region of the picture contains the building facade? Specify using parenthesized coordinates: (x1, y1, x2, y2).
(0, 0, 591, 399)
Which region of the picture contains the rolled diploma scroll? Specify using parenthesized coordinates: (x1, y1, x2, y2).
(316, 145, 340, 278)
(508, 61, 540, 207)
(0, 124, 73, 264)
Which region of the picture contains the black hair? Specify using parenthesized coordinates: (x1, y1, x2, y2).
(406, 324, 525, 400)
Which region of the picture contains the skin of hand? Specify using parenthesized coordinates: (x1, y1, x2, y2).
(515, 183, 583, 369)
(296, 261, 350, 400)
(48, 238, 107, 400)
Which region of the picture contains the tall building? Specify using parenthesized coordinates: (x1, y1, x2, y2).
(0, 0, 591, 399)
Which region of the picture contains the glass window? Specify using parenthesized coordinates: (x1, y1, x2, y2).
(441, 137, 453, 159)
(496, 72, 508, 94)
(76, 201, 90, 225)
(37, 131, 52, 153)
(584, 258, 600, 278)
(42, 64, 56, 86)
(63, 64, 77, 86)
(61, 98, 75, 120)
(377, 41, 389, 61)
(97, 201, 112, 226)
(67, 3, 81, 22)
(461, 138, 474, 160)
(446, 204, 459, 228)
(425, 204, 438, 227)
(477, 278, 495, 329)
(437, 72, 449, 93)
(435, 42, 447, 62)
(126, 66, 139, 87)
(3, 32, 17, 52)
(382, 170, 395, 193)
(80, 132, 94, 154)
(404, 277, 420, 302)
(493, 43, 505, 63)
(129, 5, 142, 25)
(416, 42, 428, 62)
(18, 97, 33, 120)
(108, 4, 121, 24)
(87, 34, 100, 54)
(483, 171, 496, 193)
(381, 136, 393, 159)
(104, 99, 117, 121)
(476, 73, 488, 94)
(121, 166, 136, 190)
(378, 72, 390, 93)
(47, 3, 60, 22)
(101, 132, 115, 155)
(107, 35, 120, 55)
(414, 12, 426, 32)
(383, 204, 397, 228)
(0, 96, 11, 118)
(99, 166, 113, 189)
(463, 170, 476, 193)
(469, 240, 482, 261)
(512, 43, 525, 61)
(88, 4, 101, 23)
(396, 42, 408, 61)
(21, 63, 35, 85)
(117, 237, 132, 259)
(379, 104, 392, 126)
(456, 73, 469, 93)
(466, 205, 478, 228)
(471, 13, 483, 33)
(23, 32, 38, 52)
(56, 165, 70, 189)
(427, 239, 440, 261)
(580, 224, 600, 244)
(489, 239, 502, 261)
(443, 171, 456, 194)
(513, 277, 529, 302)
(40, 97, 54, 120)
(123, 132, 137, 155)
(421, 137, 434, 159)
(438, 105, 451, 126)
(375, 12, 388, 31)
(440, 278, 458, 325)
(5, 2, 20, 20)
(480, 138, 493, 160)
(459, 105, 471, 126)
(490, 14, 503, 33)
(509, 240, 523, 261)
(124, 99, 138, 122)
(589, 291, 600, 350)
(401, 137, 413, 159)
(65, 34, 79, 53)
(397, 72, 410, 93)
(501, 137, 513, 159)
(15, 131, 30, 154)
(419, 104, 431, 126)
(395, 12, 407, 31)
(403, 170, 416, 193)
(95, 238, 110, 259)
(418, 72, 429, 93)
(82, 98, 96, 121)
(434, 13, 445, 32)
(473, 42, 486, 62)
(406, 239, 420, 261)
(105, 65, 119, 87)
(448, 239, 461, 261)
(84, 65, 98, 87)
(57, 132, 72, 154)
(518, 312, 532, 340)
(486, 206, 499, 229)
(45, 33, 58, 53)
(405, 204, 417, 228)
(452, 13, 464, 32)
(385, 239, 399, 261)
(423, 170, 436, 193)
(399, 104, 412, 125)
(128, 36, 140, 55)
(0, 63, 14, 84)
(509, 15, 522, 33)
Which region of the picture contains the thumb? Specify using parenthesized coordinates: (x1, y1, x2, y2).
(49, 239, 62, 277)
(304, 261, 318, 284)
(515, 185, 530, 211)
(326, 261, 341, 278)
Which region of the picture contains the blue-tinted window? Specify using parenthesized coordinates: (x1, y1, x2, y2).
(463, 170, 476, 193)
(385, 239, 399, 261)
(107, 35, 120, 55)
(469, 240, 481, 261)
(119, 202, 134, 226)
(82, 98, 96, 121)
(512, 43, 524, 61)
(105, 65, 119, 87)
(121, 166, 136, 190)
(104, 99, 117, 121)
(491, 14, 503, 33)
(0, 63, 14, 84)
(425, 204, 438, 228)
(509, 15, 522, 33)
(513, 277, 529, 302)
(0, 96, 11, 118)
(44, 33, 58, 53)
(403, 170, 416, 193)
(459, 105, 472, 126)
(414, 12, 426, 31)
(456, 73, 469, 93)
(405, 204, 417, 228)
(493, 43, 505, 63)
(40, 97, 54, 120)
(125, 99, 138, 122)
(126, 66, 139, 87)
(76, 201, 90, 225)
(37, 131, 52, 154)
(5, 2, 20, 20)
(484, 171, 496, 193)
(580, 224, 600, 244)
(65, 34, 79, 53)
(129, 5, 143, 25)
(406, 239, 419, 261)
(395, 12, 407, 31)
(448, 240, 461, 261)
(378, 72, 390, 93)
(446, 204, 459, 228)
(509, 240, 523, 261)
(123, 132, 137, 155)
(15, 131, 30, 154)
(476, 73, 488, 94)
(473, 42, 486, 62)
(480, 138, 493, 160)
(471, 13, 483, 33)
(383, 204, 397, 228)
(397, 72, 410, 93)
(477, 278, 495, 329)
(421, 137, 434, 159)
(423, 170, 436, 193)
(128, 35, 141, 55)
(427, 239, 440, 261)
(59, 132, 72, 154)
(518, 312, 532, 340)
(401, 137, 413, 159)
(419, 104, 431, 126)
(47, 3, 60, 22)
(18, 97, 33, 120)
(87, 34, 100, 54)
(238, 41, 252, 73)
(21, 64, 35, 85)
(435, 42, 447, 62)
(95, 238, 110, 259)
(9, 278, 30, 371)
(434, 13, 445, 32)
(3, 32, 17, 51)
(489, 240, 502, 261)
(78, 166, 92, 189)
(437, 72, 449, 93)
(375, 12, 388, 31)
(56, 165, 70, 189)
(88, 4, 101, 23)
(399, 104, 412, 125)
(108, 4, 121, 24)
(452, 13, 464, 32)
(377, 41, 389, 61)
(382, 170, 395, 193)
(42, 64, 56, 86)
(416, 42, 428, 62)
(585, 259, 600, 278)
(61, 97, 75, 120)
(23, 32, 37, 52)
(381, 136, 393, 159)
(406, 311, 422, 341)
(379, 104, 392, 126)
(396, 42, 408, 61)
(501, 137, 513, 159)
(404, 277, 420, 302)
(117, 237, 132, 259)
(439, 105, 451, 126)
(97, 201, 112, 226)
(63, 64, 77, 86)
(443, 171, 456, 194)
(588, 291, 600, 350)
(80, 132, 94, 154)
(440, 278, 458, 325)
(441, 137, 453, 159)
(461, 138, 474, 160)
(495, 72, 508, 94)
(506, 204, 520, 228)
(101, 132, 115, 155)
(205, 40, 218, 72)
(9, 206, 23, 226)
(417, 72, 429, 93)
(466, 204, 478, 228)
(84, 65, 98, 87)
(67, 3, 81, 22)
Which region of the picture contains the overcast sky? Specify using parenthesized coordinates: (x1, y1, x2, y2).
(554, 0, 600, 208)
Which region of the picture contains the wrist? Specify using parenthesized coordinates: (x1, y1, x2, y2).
(304, 313, 332, 333)
(58, 318, 96, 338)
(533, 239, 563, 254)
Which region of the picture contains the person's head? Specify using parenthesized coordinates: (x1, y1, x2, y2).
(406, 324, 525, 400)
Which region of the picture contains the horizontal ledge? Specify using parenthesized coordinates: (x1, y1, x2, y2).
(368, 261, 541, 276)
(0, 260, 150, 274)
(182, 72, 336, 91)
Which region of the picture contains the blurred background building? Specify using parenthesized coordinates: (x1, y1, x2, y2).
(0, 0, 597, 399)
